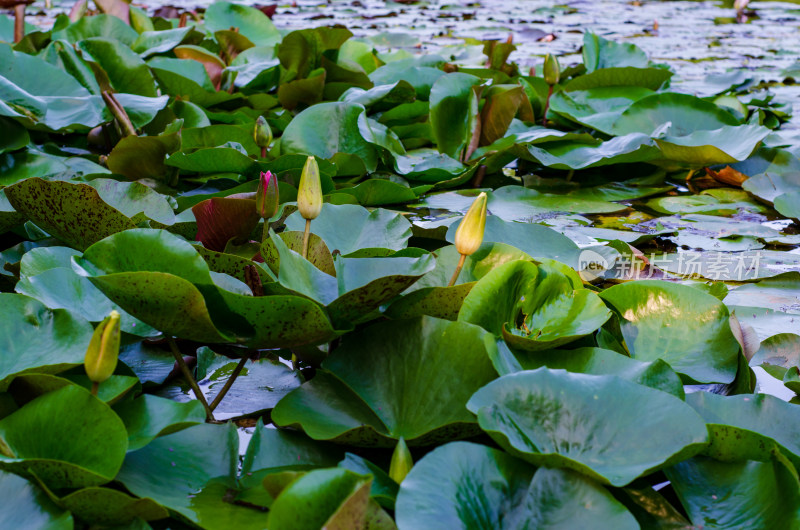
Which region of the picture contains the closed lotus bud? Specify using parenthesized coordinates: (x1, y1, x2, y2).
(297, 155, 322, 220)
(543, 53, 560, 85)
(254, 116, 272, 149)
(455, 192, 487, 256)
(389, 437, 413, 484)
(255, 170, 279, 219)
(85, 310, 121, 385)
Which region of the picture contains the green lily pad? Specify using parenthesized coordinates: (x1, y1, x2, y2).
(204, 2, 282, 48)
(4, 178, 137, 251)
(429, 72, 482, 160)
(116, 423, 266, 529)
(113, 394, 206, 451)
(280, 102, 378, 173)
(749, 333, 800, 380)
(0, 385, 128, 489)
(395, 441, 638, 530)
(272, 316, 498, 447)
(583, 32, 648, 72)
(611, 92, 739, 136)
(600, 280, 740, 383)
(56, 487, 169, 526)
(666, 453, 800, 530)
(267, 467, 373, 530)
(0, 471, 73, 529)
(563, 67, 672, 92)
(467, 369, 708, 486)
(501, 346, 684, 397)
(686, 391, 800, 469)
(522, 133, 659, 170)
(459, 260, 611, 351)
(549, 86, 653, 132)
(74, 229, 338, 348)
(77, 37, 158, 97)
(285, 203, 412, 255)
(0, 293, 93, 391)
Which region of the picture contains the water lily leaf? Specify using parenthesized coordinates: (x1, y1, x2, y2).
(563, 67, 672, 92)
(0, 471, 73, 529)
(459, 260, 610, 351)
(117, 422, 265, 529)
(74, 229, 338, 348)
(396, 441, 638, 530)
(583, 32, 649, 72)
(281, 102, 378, 173)
(0, 385, 128, 489)
(192, 197, 259, 253)
(113, 394, 206, 451)
(429, 72, 482, 160)
(775, 191, 800, 220)
(132, 27, 199, 58)
(272, 316, 499, 447)
(285, 203, 412, 254)
(686, 391, 800, 469)
(106, 131, 181, 181)
(479, 84, 525, 146)
(523, 132, 659, 170)
(4, 178, 137, 251)
(385, 242, 530, 320)
(56, 487, 169, 526)
(610, 92, 740, 137)
(52, 14, 138, 45)
(166, 145, 257, 174)
(8, 372, 137, 406)
(0, 116, 28, 153)
(0, 293, 92, 391)
(667, 452, 800, 530)
(600, 280, 740, 383)
(655, 124, 770, 166)
(78, 37, 158, 97)
(467, 369, 708, 486)
(749, 333, 800, 380)
(267, 468, 373, 530)
(174, 45, 226, 90)
(340, 81, 416, 112)
(150, 58, 243, 107)
(204, 2, 282, 48)
(504, 346, 684, 397)
(549, 86, 653, 132)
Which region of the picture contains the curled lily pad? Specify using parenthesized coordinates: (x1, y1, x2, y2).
(459, 260, 611, 351)
(74, 229, 339, 349)
(385, 242, 531, 320)
(272, 316, 499, 447)
(395, 441, 638, 530)
(467, 369, 708, 486)
(0, 471, 73, 529)
(0, 385, 128, 489)
(268, 230, 435, 327)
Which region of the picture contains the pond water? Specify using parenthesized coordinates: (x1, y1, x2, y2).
(25, 0, 800, 117)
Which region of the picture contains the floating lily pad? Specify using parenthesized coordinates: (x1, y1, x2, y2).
(0, 471, 73, 529)
(0, 385, 128, 489)
(272, 316, 498, 447)
(467, 369, 708, 486)
(600, 280, 740, 383)
(0, 293, 93, 391)
(395, 441, 638, 530)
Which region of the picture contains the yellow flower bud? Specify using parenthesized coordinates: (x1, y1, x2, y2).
(454, 192, 487, 256)
(254, 116, 272, 149)
(543, 53, 560, 86)
(389, 437, 413, 484)
(84, 310, 121, 385)
(297, 155, 322, 221)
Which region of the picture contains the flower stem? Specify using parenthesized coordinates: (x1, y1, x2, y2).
(448, 253, 467, 287)
(302, 219, 311, 259)
(167, 337, 215, 422)
(90, 382, 99, 396)
(542, 84, 554, 127)
(208, 355, 248, 412)
(261, 146, 267, 159)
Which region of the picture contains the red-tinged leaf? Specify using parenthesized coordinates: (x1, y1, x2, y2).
(93, 0, 130, 24)
(192, 197, 260, 252)
(174, 45, 227, 91)
(479, 85, 525, 146)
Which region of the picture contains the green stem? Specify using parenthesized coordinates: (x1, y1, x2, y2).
(101, 91, 136, 137)
(90, 381, 99, 396)
(208, 355, 248, 412)
(542, 84, 554, 127)
(566, 169, 575, 182)
(302, 219, 311, 259)
(167, 337, 215, 422)
(448, 253, 467, 287)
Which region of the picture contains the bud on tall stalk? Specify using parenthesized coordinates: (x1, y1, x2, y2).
(298, 156, 322, 259)
(449, 192, 487, 286)
(84, 310, 121, 395)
